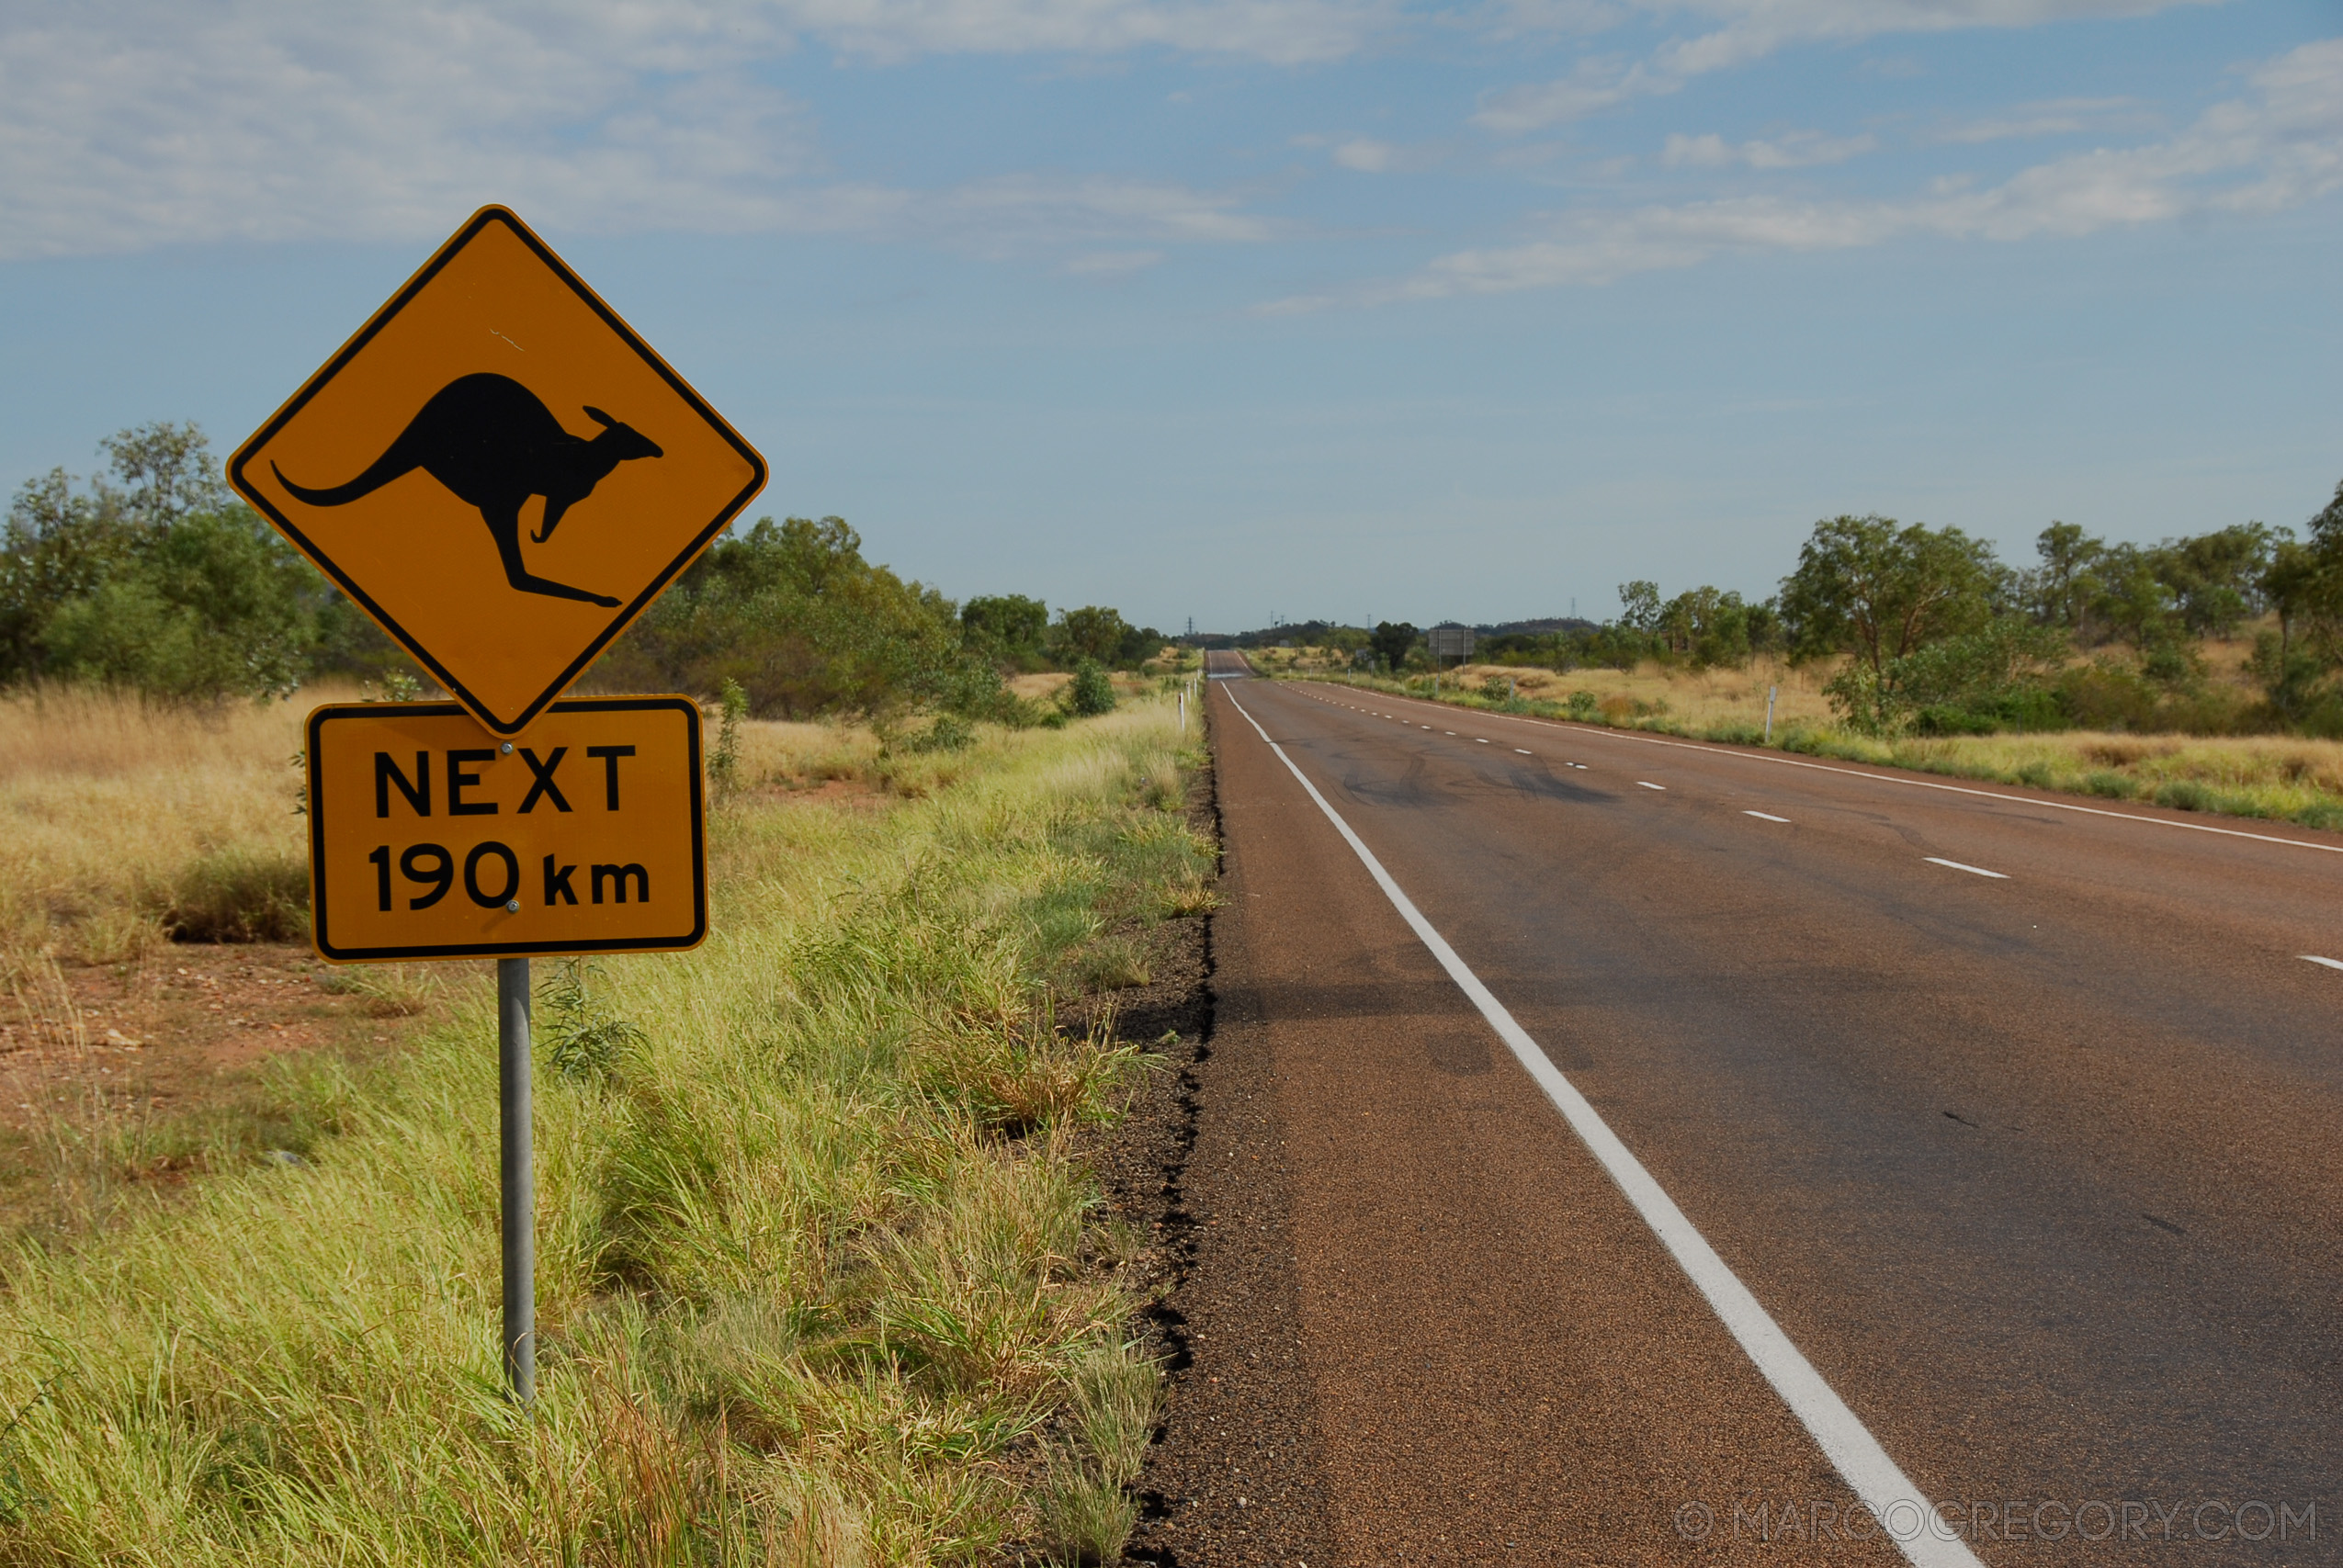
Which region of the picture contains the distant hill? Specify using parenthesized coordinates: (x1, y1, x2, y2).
(1186, 615, 1598, 649)
(1477, 617, 1598, 637)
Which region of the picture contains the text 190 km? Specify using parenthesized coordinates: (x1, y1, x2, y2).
(365, 842, 651, 912)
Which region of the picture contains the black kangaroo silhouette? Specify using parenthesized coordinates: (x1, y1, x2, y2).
(272, 372, 662, 608)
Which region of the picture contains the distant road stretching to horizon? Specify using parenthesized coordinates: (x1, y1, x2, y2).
(1161, 649, 2337, 1566)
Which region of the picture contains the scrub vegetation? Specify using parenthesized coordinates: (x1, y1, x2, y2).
(1239, 481, 2343, 831)
(1270, 655, 2343, 830)
(0, 692, 1210, 1562)
(2, 423, 1176, 719)
(0, 687, 1098, 978)
(1241, 482, 2343, 747)
(0, 684, 317, 975)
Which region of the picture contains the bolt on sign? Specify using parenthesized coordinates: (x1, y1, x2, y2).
(228, 205, 766, 738)
(307, 698, 706, 963)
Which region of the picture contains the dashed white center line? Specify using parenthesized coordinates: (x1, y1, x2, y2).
(1476, 738, 1489, 743)
(1445, 731, 1457, 736)
(1515, 748, 1533, 755)
(2301, 955, 2343, 972)
(1745, 811, 1791, 823)
(1637, 781, 1667, 791)
(1925, 857, 2009, 880)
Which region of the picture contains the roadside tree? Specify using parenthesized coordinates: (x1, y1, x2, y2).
(962, 593, 1049, 666)
(1369, 621, 1418, 672)
(1780, 514, 2005, 730)
(1, 423, 337, 699)
(1051, 605, 1133, 665)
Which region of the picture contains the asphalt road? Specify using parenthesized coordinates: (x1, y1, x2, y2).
(1186, 653, 2340, 1566)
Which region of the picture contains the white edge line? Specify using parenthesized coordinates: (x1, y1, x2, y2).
(1219, 685, 1979, 1568)
(1298, 682, 2343, 858)
(2300, 954, 2343, 972)
(1923, 857, 2009, 880)
(1746, 811, 1792, 823)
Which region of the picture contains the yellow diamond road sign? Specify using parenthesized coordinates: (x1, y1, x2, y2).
(230, 206, 766, 737)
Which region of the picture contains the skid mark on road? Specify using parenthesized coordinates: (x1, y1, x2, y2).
(1305, 681, 2343, 859)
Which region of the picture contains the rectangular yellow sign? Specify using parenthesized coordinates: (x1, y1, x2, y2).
(307, 697, 706, 963)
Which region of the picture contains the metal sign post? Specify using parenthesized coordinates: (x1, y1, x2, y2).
(302, 695, 708, 1406)
(1766, 683, 1779, 744)
(498, 957, 534, 1404)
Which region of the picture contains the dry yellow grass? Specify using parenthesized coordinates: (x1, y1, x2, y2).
(726, 712, 884, 787)
(1010, 671, 1073, 702)
(1443, 656, 1839, 729)
(0, 688, 924, 976)
(0, 693, 1205, 1562)
(0, 685, 323, 971)
(1295, 649, 2343, 829)
(1817, 729, 2343, 820)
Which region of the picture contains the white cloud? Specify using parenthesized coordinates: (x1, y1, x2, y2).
(0, 0, 2273, 262)
(0, 2, 814, 258)
(1649, 0, 2224, 74)
(1273, 37, 2343, 309)
(933, 175, 1289, 254)
(778, 0, 1398, 62)
(1933, 96, 2147, 143)
(1475, 54, 1680, 131)
(1478, 0, 2220, 131)
(0, 0, 1306, 260)
(1334, 138, 1401, 171)
(1326, 136, 1444, 172)
(1661, 129, 1877, 166)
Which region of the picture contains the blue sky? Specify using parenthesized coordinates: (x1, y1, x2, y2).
(3, 0, 2337, 632)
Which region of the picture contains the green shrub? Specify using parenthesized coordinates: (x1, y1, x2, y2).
(707, 677, 748, 797)
(2083, 770, 2137, 799)
(898, 712, 976, 754)
(594, 514, 1007, 721)
(536, 959, 650, 1085)
(161, 847, 311, 942)
(1913, 705, 1999, 737)
(2291, 800, 2343, 830)
(2155, 779, 2213, 812)
(1568, 691, 1599, 721)
(1064, 660, 1115, 717)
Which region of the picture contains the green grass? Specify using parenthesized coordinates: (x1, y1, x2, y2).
(0, 699, 1206, 1564)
